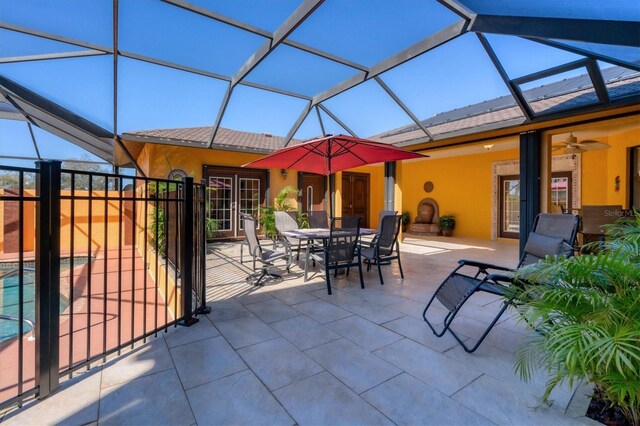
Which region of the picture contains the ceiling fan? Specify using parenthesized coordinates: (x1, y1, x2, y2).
(552, 133, 611, 154)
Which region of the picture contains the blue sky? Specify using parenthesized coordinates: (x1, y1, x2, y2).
(0, 0, 637, 165)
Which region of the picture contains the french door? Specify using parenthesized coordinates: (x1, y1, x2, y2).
(203, 166, 267, 239)
(499, 172, 573, 239)
(499, 175, 520, 238)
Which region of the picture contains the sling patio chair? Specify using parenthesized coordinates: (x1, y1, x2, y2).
(306, 216, 364, 295)
(308, 210, 329, 229)
(422, 213, 579, 353)
(360, 214, 404, 286)
(274, 211, 305, 261)
(241, 213, 291, 286)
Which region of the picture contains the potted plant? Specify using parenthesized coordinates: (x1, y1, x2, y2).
(439, 215, 456, 237)
(510, 211, 640, 425)
(401, 211, 410, 232)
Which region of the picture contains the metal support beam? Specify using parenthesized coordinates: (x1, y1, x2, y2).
(0, 50, 107, 64)
(163, 0, 368, 72)
(231, 0, 324, 87)
(0, 22, 113, 53)
(384, 162, 396, 212)
(586, 59, 611, 105)
(525, 37, 640, 73)
(476, 33, 534, 121)
(315, 105, 326, 136)
(207, 84, 233, 148)
(119, 51, 311, 100)
(374, 76, 433, 140)
(470, 15, 640, 48)
(512, 58, 590, 86)
(284, 101, 312, 147)
(27, 122, 42, 160)
(317, 104, 358, 137)
(314, 19, 468, 105)
(113, 0, 146, 177)
(519, 131, 541, 257)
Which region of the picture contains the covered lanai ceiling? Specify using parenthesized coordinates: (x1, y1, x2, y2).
(0, 0, 639, 173)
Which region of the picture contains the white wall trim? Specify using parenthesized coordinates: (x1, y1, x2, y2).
(491, 154, 581, 240)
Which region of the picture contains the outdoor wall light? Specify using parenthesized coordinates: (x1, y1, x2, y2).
(483, 144, 494, 150)
(280, 168, 288, 179)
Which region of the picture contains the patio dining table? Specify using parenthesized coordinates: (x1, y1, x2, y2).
(282, 227, 376, 282)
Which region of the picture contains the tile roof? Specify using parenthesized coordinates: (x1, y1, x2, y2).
(371, 66, 640, 146)
(123, 126, 302, 153)
(123, 66, 640, 153)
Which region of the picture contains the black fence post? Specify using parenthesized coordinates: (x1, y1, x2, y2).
(180, 177, 198, 326)
(35, 160, 61, 398)
(198, 184, 210, 314)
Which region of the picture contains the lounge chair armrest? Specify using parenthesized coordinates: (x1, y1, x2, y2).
(486, 273, 514, 284)
(458, 259, 513, 272)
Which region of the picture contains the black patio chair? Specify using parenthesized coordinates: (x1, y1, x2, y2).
(241, 213, 291, 286)
(360, 214, 404, 286)
(308, 210, 329, 228)
(274, 211, 305, 261)
(307, 216, 364, 295)
(422, 213, 579, 353)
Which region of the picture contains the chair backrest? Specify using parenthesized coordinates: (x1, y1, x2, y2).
(326, 216, 360, 264)
(308, 210, 329, 228)
(240, 213, 261, 256)
(377, 215, 402, 255)
(520, 213, 579, 266)
(376, 210, 397, 232)
(581, 205, 622, 235)
(274, 211, 299, 233)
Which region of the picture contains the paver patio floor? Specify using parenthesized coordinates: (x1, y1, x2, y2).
(1, 236, 594, 425)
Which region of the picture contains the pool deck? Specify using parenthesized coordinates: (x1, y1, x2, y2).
(1, 236, 595, 425)
(0, 245, 172, 406)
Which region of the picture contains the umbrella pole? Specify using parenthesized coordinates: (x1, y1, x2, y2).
(327, 138, 334, 220)
(329, 174, 335, 220)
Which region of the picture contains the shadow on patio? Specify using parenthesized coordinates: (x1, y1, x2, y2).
(1, 237, 593, 425)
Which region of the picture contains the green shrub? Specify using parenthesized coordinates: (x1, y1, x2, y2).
(438, 214, 456, 230)
(511, 211, 640, 424)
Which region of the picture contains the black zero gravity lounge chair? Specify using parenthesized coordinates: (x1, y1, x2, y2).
(422, 213, 579, 353)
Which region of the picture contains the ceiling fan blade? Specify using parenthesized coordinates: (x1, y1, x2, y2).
(565, 146, 586, 154)
(552, 146, 565, 152)
(579, 140, 611, 150)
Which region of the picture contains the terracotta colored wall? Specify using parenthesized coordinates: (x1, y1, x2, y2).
(0, 190, 36, 255)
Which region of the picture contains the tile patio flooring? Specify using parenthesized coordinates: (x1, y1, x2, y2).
(1, 236, 594, 425)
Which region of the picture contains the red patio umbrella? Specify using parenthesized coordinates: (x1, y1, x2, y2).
(243, 134, 427, 217)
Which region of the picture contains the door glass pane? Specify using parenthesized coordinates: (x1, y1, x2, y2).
(551, 176, 570, 212)
(503, 179, 520, 234)
(239, 178, 260, 229)
(208, 177, 232, 231)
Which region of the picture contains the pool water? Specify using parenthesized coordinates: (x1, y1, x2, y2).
(0, 270, 69, 342)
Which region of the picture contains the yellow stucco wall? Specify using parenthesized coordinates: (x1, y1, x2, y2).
(129, 117, 638, 241)
(607, 128, 639, 206)
(399, 122, 638, 240)
(136, 143, 386, 227)
(401, 148, 520, 239)
(139, 143, 299, 208)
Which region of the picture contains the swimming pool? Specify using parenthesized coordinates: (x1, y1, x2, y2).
(0, 269, 69, 342)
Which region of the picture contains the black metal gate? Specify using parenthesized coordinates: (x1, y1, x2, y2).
(0, 161, 207, 410)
